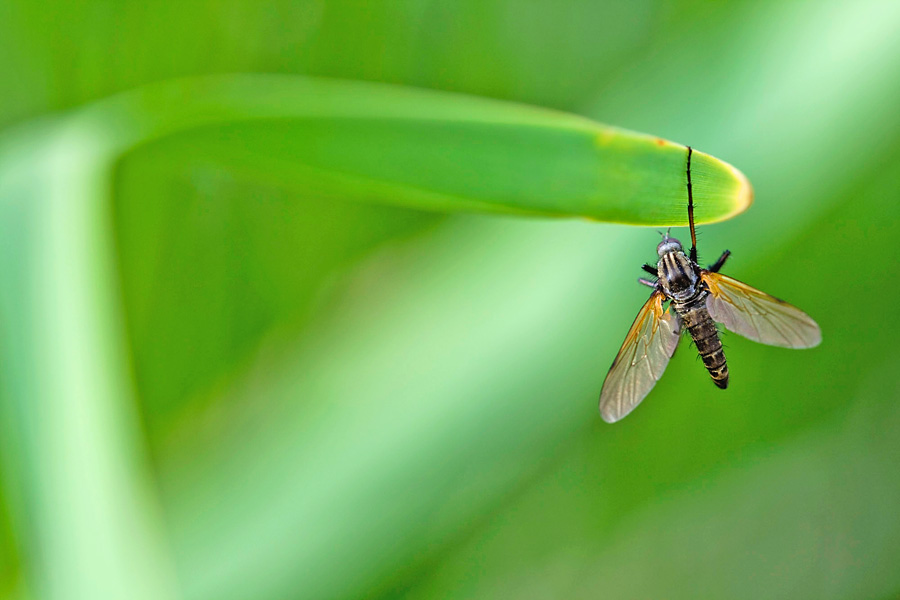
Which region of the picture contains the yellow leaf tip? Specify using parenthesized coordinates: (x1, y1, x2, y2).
(700, 151, 754, 224)
(725, 159, 754, 220)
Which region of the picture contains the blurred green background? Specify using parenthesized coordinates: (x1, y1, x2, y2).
(1, 1, 899, 599)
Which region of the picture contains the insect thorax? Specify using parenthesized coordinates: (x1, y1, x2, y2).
(657, 250, 701, 302)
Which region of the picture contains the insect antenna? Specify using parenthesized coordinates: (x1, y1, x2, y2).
(686, 146, 698, 262)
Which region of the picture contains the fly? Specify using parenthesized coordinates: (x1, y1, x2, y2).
(599, 146, 821, 423)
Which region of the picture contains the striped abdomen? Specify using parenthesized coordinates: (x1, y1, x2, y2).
(675, 299, 729, 389)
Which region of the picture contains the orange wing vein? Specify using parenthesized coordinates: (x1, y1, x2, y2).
(599, 291, 681, 423)
(701, 272, 821, 349)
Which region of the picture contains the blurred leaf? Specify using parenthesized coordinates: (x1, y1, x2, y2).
(0, 123, 178, 600)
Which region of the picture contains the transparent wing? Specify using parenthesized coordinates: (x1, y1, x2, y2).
(701, 272, 821, 349)
(599, 291, 682, 423)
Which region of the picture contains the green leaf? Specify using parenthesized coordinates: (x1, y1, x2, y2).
(96, 75, 750, 224)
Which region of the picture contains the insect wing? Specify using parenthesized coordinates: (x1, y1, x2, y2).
(599, 291, 682, 423)
(701, 272, 821, 349)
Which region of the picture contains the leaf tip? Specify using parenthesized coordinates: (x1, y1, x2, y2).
(719, 157, 754, 223)
(690, 148, 754, 225)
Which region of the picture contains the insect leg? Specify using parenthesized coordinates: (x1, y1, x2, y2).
(686, 146, 698, 263)
(707, 250, 731, 273)
(642, 264, 657, 275)
(638, 278, 658, 288)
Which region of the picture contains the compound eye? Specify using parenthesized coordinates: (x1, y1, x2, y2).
(656, 238, 683, 256)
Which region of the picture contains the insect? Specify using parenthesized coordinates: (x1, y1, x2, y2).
(599, 147, 821, 423)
